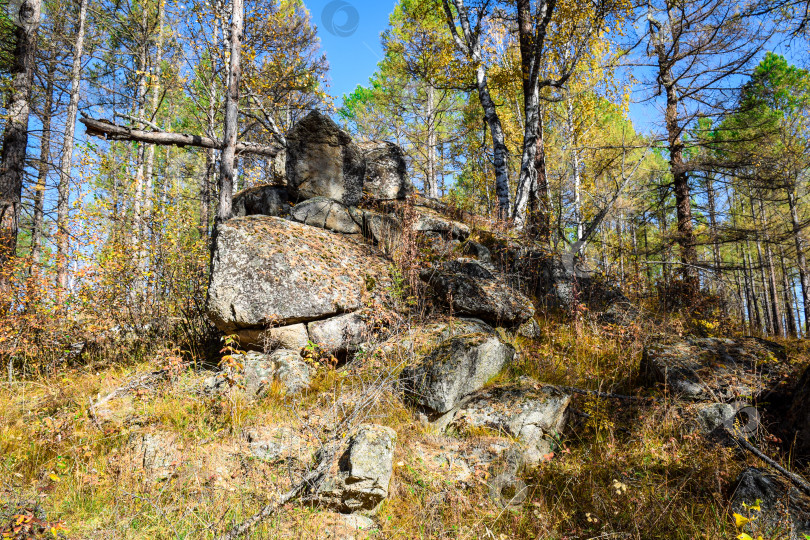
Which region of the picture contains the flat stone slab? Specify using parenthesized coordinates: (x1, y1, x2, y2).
(640, 336, 787, 401)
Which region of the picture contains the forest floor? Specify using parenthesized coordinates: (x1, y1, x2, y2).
(2, 309, 808, 539)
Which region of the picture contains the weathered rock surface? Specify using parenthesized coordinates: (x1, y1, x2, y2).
(413, 206, 470, 240)
(358, 141, 409, 200)
(437, 381, 571, 465)
(379, 318, 494, 359)
(517, 318, 542, 339)
(207, 216, 391, 331)
(315, 424, 396, 513)
(400, 332, 515, 414)
(129, 431, 179, 478)
(205, 350, 310, 397)
(236, 323, 309, 352)
(360, 209, 402, 253)
(421, 258, 535, 326)
(232, 184, 290, 217)
(308, 312, 369, 354)
(640, 336, 787, 401)
(731, 467, 810, 539)
(291, 196, 362, 235)
(286, 111, 365, 206)
(246, 426, 307, 462)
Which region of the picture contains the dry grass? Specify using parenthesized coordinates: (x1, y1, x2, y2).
(1, 310, 807, 539)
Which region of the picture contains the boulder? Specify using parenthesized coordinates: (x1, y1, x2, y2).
(421, 258, 535, 327)
(358, 141, 409, 200)
(285, 110, 365, 206)
(379, 318, 495, 359)
(315, 424, 396, 514)
(517, 318, 542, 339)
(207, 216, 391, 331)
(438, 381, 570, 465)
(129, 431, 179, 478)
(400, 332, 515, 414)
(236, 323, 309, 352)
(291, 196, 362, 235)
(232, 184, 290, 217)
(640, 336, 787, 401)
(360, 209, 402, 254)
(786, 365, 810, 462)
(731, 467, 810, 539)
(308, 312, 369, 354)
(206, 350, 310, 397)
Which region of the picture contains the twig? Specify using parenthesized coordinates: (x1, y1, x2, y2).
(725, 427, 810, 497)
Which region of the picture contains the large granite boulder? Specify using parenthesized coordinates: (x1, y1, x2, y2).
(413, 206, 470, 240)
(358, 141, 409, 200)
(731, 467, 810, 539)
(286, 111, 365, 206)
(315, 424, 396, 514)
(207, 216, 391, 331)
(232, 184, 290, 217)
(291, 196, 362, 235)
(437, 380, 571, 466)
(640, 336, 787, 401)
(421, 258, 535, 327)
(400, 332, 515, 414)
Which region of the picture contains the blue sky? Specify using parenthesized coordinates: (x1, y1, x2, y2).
(304, 0, 397, 102)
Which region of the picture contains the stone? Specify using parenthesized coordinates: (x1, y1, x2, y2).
(437, 380, 570, 465)
(640, 336, 787, 401)
(285, 110, 365, 206)
(358, 141, 409, 200)
(400, 332, 515, 414)
(206, 350, 310, 397)
(291, 196, 362, 235)
(731, 467, 810, 539)
(315, 424, 396, 513)
(379, 318, 495, 359)
(246, 426, 307, 462)
(421, 258, 535, 327)
(413, 206, 470, 240)
(236, 323, 309, 352)
(207, 216, 391, 331)
(517, 318, 542, 339)
(130, 431, 179, 478)
(307, 312, 369, 354)
(232, 184, 290, 217)
(693, 402, 737, 434)
(360, 209, 402, 254)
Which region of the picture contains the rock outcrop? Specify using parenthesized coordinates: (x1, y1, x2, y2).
(308, 311, 371, 355)
(731, 467, 810, 539)
(236, 322, 310, 352)
(421, 258, 535, 327)
(207, 216, 391, 332)
(232, 184, 290, 218)
(786, 365, 810, 462)
(640, 336, 787, 401)
(291, 196, 362, 235)
(437, 380, 571, 465)
(205, 350, 310, 397)
(286, 111, 365, 206)
(400, 332, 515, 414)
(315, 424, 396, 514)
(358, 141, 409, 200)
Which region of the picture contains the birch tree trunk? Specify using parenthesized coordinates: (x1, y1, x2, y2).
(143, 0, 166, 248)
(56, 0, 88, 293)
(217, 0, 243, 223)
(31, 55, 56, 270)
(425, 83, 438, 198)
(0, 0, 41, 293)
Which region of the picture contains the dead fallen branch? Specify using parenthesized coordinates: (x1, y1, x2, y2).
(726, 427, 810, 496)
(80, 116, 281, 157)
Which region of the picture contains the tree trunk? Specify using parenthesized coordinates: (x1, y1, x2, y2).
(705, 174, 721, 282)
(425, 83, 438, 198)
(758, 197, 783, 337)
(217, 0, 243, 224)
(787, 187, 810, 334)
(779, 244, 797, 337)
(474, 64, 509, 219)
(56, 0, 87, 293)
(0, 0, 41, 293)
(143, 0, 166, 254)
(31, 54, 56, 269)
